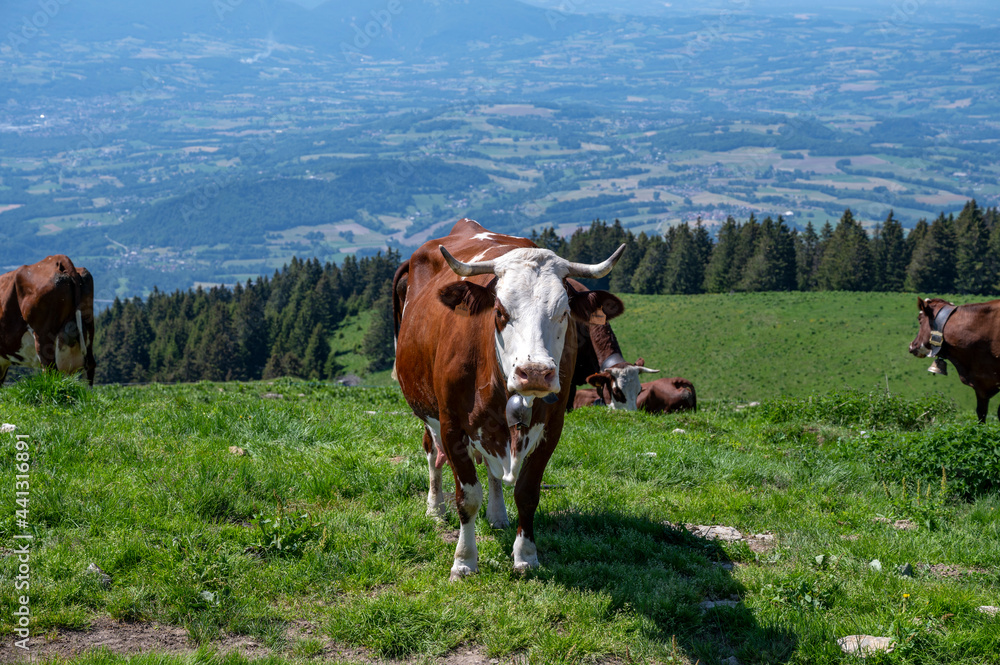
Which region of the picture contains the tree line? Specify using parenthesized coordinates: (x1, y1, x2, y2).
(96, 252, 399, 384)
(533, 200, 1000, 296)
(95, 201, 999, 383)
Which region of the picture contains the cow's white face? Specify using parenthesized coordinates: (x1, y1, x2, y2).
(606, 365, 643, 410)
(491, 248, 571, 397)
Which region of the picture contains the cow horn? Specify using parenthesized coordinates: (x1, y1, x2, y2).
(563, 244, 626, 279)
(440, 246, 496, 276)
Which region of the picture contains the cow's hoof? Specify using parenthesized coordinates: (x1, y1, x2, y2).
(513, 559, 540, 572)
(426, 504, 446, 521)
(486, 508, 510, 529)
(449, 563, 478, 582)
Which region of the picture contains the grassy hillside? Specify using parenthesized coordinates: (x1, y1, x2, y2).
(611, 291, 978, 412)
(1, 373, 999, 664)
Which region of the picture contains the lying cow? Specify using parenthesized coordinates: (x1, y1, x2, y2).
(909, 296, 1000, 422)
(566, 305, 659, 411)
(636, 377, 697, 414)
(0, 255, 96, 386)
(574, 375, 696, 414)
(573, 357, 658, 409)
(393, 218, 625, 579)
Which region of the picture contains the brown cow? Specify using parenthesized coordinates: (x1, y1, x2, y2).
(636, 377, 697, 414)
(393, 219, 625, 580)
(0, 255, 96, 386)
(909, 296, 1000, 422)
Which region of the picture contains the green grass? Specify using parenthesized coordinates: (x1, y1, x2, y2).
(2, 373, 999, 664)
(613, 291, 979, 412)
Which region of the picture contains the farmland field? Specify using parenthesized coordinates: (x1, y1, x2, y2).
(1, 365, 999, 663)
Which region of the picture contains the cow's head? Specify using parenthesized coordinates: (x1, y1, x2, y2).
(588, 356, 660, 410)
(438, 245, 625, 399)
(909, 297, 951, 358)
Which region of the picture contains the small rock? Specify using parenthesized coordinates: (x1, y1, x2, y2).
(86, 563, 111, 588)
(897, 563, 914, 577)
(841, 534, 860, 541)
(200, 590, 219, 606)
(1, 423, 16, 433)
(837, 635, 894, 657)
(687, 525, 744, 541)
(723, 657, 742, 665)
(228, 446, 246, 456)
(978, 606, 1000, 617)
(700, 599, 739, 611)
(672, 428, 686, 434)
(638, 452, 657, 457)
(748, 401, 760, 407)
(262, 392, 283, 399)
(869, 559, 883, 572)
(893, 519, 917, 531)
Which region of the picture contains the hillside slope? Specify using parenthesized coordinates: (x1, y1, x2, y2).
(605, 291, 977, 411)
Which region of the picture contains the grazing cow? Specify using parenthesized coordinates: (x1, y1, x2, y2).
(636, 377, 697, 414)
(909, 296, 1000, 422)
(567, 305, 659, 410)
(393, 218, 625, 580)
(0, 255, 96, 386)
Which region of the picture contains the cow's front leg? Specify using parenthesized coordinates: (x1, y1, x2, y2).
(34, 332, 56, 370)
(512, 440, 557, 571)
(443, 424, 482, 581)
(485, 466, 510, 529)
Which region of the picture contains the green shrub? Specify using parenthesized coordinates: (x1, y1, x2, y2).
(868, 423, 1000, 500)
(753, 388, 955, 431)
(4, 369, 91, 407)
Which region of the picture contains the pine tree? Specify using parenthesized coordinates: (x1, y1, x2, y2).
(905, 214, 956, 293)
(630, 234, 667, 294)
(661, 223, 704, 294)
(954, 200, 991, 294)
(815, 209, 874, 291)
(302, 324, 332, 380)
(795, 222, 820, 290)
(196, 302, 239, 381)
(871, 211, 908, 291)
(703, 217, 740, 293)
(608, 229, 641, 293)
(730, 214, 760, 288)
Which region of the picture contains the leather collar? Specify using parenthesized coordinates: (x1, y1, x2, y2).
(928, 304, 957, 357)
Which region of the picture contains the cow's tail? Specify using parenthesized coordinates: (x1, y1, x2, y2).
(390, 259, 410, 382)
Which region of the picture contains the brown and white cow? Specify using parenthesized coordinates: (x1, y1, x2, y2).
(393, 219, 624, 579)
(0, 255, 96, 386)
(909, 296, 1000, 422)
(636, 377, 697, 414)
(566, 302, 658, 411)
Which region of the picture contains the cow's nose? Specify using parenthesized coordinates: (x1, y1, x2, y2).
(513, 363, 557, 393)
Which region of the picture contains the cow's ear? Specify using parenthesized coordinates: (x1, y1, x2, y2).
(587, 372, 613, 403)
(917, 297, 925, 311)
(586, 371, 612, 389)
(636, 357, 645, 366)
(439, 279, 496, 316)
(569, 290, 625, 324)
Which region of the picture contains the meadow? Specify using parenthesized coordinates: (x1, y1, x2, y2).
(1, 364, 999, 664)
